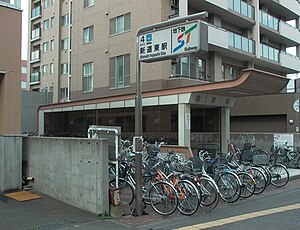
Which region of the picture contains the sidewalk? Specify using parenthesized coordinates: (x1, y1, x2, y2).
(1, 168, 300, 230)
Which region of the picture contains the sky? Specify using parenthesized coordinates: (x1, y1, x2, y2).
(21, 0, 28, 60)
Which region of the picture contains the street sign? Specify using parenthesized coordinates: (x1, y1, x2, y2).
(138, 21, 206, 62)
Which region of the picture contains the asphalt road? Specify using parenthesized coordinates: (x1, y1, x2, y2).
(1, 175, 300, 230)
(158, 177, 300, 230)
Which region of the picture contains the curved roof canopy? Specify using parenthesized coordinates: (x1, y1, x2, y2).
(145, 68, 289, 98)
(39, 68, 289, 110)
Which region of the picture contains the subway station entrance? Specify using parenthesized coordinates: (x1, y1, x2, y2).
(39, 68, 288, 153)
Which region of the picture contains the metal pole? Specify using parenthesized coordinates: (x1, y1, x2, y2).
(134, 11, 208, 216)
(134, 59, 143, 216)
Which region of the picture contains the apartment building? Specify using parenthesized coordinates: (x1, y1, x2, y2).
(0, 0, 21, 134)
(29, 0, 300, 150)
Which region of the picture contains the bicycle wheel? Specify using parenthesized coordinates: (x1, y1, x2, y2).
(216, 172, 241, 203)
(109, 178, 135, 206)
(198, 177, 219, 212)
(255, 165, 271, 187)
(246, 167, 267, 195)
(274, 155, 289, 168)
(268, 163, 289, 187)
(175, 180, 200, 216)
(237, 172, 255, 199)
(149, 181, 178, 216)
(288, 151, 300, 169)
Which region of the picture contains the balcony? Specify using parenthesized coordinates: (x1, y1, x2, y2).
(30, 50, 40, 63)
(31, 6, 41, 20)
(228, 0, 255, 20)
(30, 72, 41, 84)
(259, 11, 279, 31)
(277, 0, 300, 19)
(260, 44, 279, 62)
(208, 24, 256, 60)
(188, 0, 255, 28)
(279, 22, 300, 46)
(259, 0, 300, 21)
(228, 32, 255, 54)
(31, 28, 41, 41)
(280, 52, 300, 72)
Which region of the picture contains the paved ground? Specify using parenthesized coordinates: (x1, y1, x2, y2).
(1, 168, 299, 230)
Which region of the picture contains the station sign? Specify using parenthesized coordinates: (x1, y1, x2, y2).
(138, 21, 207, 62)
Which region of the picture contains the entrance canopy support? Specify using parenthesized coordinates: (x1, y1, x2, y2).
(178, 103, 191, 147)
(220, 107, 230, 153)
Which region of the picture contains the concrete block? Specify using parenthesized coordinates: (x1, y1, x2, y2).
(109, 202, 131, 218)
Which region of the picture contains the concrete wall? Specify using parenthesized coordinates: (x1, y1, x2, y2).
(22, 137, 109, 215)
(0, 136, 22, 192)
(21, 91, 53, 134)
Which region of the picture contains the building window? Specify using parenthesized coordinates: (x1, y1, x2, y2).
(62, 14, 69, 26)
(198, 59, 206, 81)
(21, 66, 27, 74)
(222, 64, 242, 80)
(42, 64, 48, 76)
(21, 81, 27, 89)
(44, 0, 49, 8)
(83, 25, 94, 44)
(83, 62, 93, 92)
(50, 39, 55, 51)
(110, 13, 131, 35)
(51, 0, 55, 5)
(109, 54, 130, 88)
(50, 63, 54, 74)
(171, 56, 207, 80)
(51, 16, 55, 28)
(84, 0, 94, 8)
(61, 63, 68, 75)
(61, 38, 69, 50)
(43, 19, 49, 31)
(43, 41, 49, 53)
(60, 87, 68, 100)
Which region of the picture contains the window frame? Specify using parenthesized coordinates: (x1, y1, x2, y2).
(84, 0, 95, 8)
(83, 25, 94, 44)
(109, 54, 130, 89)
(43, 41, 49, 53)
(109, 13, 131, 36)
(61, 63, 68, 75)
(62, 14, 69, 27)
(51, 16, 55, 28)
(44, 0, 49, 9)
(43, 19, 49, 31)
(42, 64, 48, 76)
(82, 62, 94, 92)
(50, 62, 54, 74)
(50, 39, 55, 51)
(61, 38, 69, 50)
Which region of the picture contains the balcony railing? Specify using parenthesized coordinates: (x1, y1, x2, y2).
(228, 0, 254, 19)
(30, 72, 40, 83)
(259, 10, 279, 31)
(31, 6, 41, 19)
(31, 50, 40, 61)
(228, 32, 255, 54)
(260, 44, 279, 62)
(31, 28, 41, 40)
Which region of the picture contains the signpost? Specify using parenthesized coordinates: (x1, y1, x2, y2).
(138, 21, 202, 62)
(134, 12, 208, 216)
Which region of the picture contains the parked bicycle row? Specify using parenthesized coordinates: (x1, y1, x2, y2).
(234, 141, 300, 169)
(109, 140, 290, 216)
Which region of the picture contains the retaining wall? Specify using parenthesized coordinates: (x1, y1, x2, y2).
(0, 135, 22, 192)
(22, 137, 109, 215)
